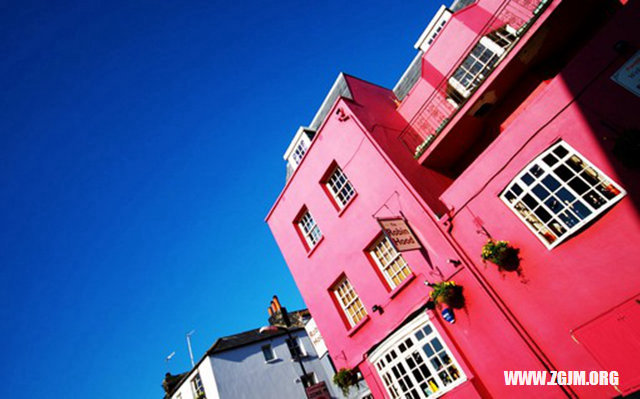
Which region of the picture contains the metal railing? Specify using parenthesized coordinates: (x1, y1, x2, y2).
(400, 0, 551, 159)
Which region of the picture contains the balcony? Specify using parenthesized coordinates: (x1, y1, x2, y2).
(399, 0, 551, 164)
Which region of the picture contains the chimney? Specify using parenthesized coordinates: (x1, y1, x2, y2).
(272, 295, 281, 312)
(267, 294, 291, 327)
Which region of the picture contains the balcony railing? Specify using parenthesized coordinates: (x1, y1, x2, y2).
(399, 0, 551, 160)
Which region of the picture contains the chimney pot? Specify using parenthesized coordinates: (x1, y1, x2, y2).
(273, 295, 281, 311)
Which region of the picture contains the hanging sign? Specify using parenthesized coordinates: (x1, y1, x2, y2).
(306, 381, 331, 399)
(304, 318, 328, 358)
(611, 50, 640, 97)
(378, 218, 422, 251)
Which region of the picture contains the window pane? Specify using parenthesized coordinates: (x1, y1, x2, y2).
(501, 141, 624, 248)
(369, 235, 413, 289)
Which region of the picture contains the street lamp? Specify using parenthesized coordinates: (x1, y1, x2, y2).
(259, 325, 309, 384)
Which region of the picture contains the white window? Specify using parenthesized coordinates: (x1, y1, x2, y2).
(370, 314, 466, 399)
(291, 140, 308, 166)
(449, 26, 516, 99)
(191, 373, 206, 399)
(501, 141, 625, 249)
(286, 337, 306, 359)
(325, 165, 356, 208)
(333, 277, 368, 327)
(369, 235, 413, 289)
(262, 344, 276, 362)
(176, 394, 182, 399)
(297, 209, 322, 249)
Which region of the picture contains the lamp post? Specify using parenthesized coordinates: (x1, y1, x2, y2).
(259, 325, 310, 386)
(186, 330, 196, 368)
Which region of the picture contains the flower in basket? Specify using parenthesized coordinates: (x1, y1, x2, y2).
(481, 239, 520, 271)
(429, 281, 465, 309)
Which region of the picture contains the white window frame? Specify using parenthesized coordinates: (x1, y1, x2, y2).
(369, 234, 413, 290)
(291, 139, 308, 166)
(333, 277, 368, 328)
(325, 165, 356, 209)
(448, 26, 516, 99)
(261, 343, 277, 363)
(297, 209, 322, 249)
(500, 141, 625, 249)
(191, 373, 206, 398)
(284, 127, 313, 173)
(370, 313, 466, 399)
(286, 336, 306, 359)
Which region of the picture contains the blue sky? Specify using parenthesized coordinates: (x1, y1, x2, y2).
(0, 1, 439, 397)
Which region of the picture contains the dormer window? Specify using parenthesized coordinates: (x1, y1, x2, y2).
(291, 140, 308, 166)
(284, 127, 316, 181)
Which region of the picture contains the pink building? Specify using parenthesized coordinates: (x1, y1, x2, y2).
(267, 0, 640, 398)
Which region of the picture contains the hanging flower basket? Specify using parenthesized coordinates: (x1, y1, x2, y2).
(333, 368, 359, 396)
(429, 281, 465, 309)
(481, 240, 520, 271)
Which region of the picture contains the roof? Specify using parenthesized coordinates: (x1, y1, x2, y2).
(208, 309, 310, 354)
(208, 325, 304, 354)
(164, 309, 310, 398)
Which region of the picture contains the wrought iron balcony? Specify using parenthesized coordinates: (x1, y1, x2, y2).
(399, 0, 551, 160)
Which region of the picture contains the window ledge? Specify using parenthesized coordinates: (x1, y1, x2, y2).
(306, 236, 325, 258)
(347, 315, 371, 337)
(389, 273, 416, 299)
(264, 358, 279, 364)
(337, 192, 358, 217)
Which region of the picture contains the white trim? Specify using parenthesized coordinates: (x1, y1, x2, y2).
(448, 29, 514, 99)
(369, 235, 412, 289)
(414, 5, 452, 52)
(500, 140, 626, 249)
(325, 165, 356, 209)
(297, 209, 322, 249)
(309, 73, 352, 130)
(370, 313, 466, 399)
(333, 277, 367, 327)
(283, 126, 313, 161)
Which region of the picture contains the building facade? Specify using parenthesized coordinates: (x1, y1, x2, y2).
(267, 0, 639, 398)
(162, 301, 372, 399)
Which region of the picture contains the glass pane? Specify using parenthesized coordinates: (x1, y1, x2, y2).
(532, 184, 550, 200)
(568, 177, 589, 195)
(553, 164, 574, 181)
(544, 196, 563, 213)
(521, 173, 535, 185)
(570, 201, 592, 219)
(553, 145, 569, 158)
(511, 183, 523, 196)
(542, 153, 558, 166)
(541, 175, 561, 191)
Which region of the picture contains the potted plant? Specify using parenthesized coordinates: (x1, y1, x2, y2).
(414, 134, 437, 159)
(333, 368, 358, 396)
(429, 281, 465, 309)
(481, 239, 520, 271)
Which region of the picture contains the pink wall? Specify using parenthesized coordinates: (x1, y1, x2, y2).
(267, 91, 566, 397)
(434, 3, 640, 396)
(267, 0, 639, 397)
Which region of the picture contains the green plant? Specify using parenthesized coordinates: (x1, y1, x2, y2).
(414, 134, 437, 159)
(481, 240, 520, 271)
(429, 281, 465, 309)
(333, 368, 358, 396)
